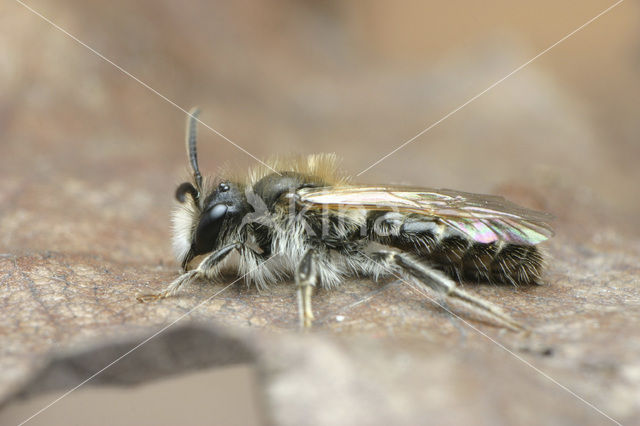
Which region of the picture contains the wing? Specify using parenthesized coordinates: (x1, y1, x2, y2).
(296, 186, 554, 245)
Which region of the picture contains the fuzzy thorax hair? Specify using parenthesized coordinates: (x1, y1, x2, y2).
(171, 153, 349, 264)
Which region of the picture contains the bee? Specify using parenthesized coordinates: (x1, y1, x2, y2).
(138, 108, 554, 331)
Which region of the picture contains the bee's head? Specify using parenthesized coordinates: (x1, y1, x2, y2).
(172, 108, 250, 270)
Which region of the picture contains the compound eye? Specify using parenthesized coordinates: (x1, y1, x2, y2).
(175, 182, 198, 203)
(192, 204, 228, 256)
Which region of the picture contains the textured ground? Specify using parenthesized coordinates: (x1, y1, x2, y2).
(1, 1, 639, 425)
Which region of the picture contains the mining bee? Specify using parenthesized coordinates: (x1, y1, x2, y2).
(138, 108, 554, 331)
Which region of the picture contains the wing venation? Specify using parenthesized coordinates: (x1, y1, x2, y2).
(296, 186, 554, 245)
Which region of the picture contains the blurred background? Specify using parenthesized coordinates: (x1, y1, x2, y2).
(2, 1, 639, 234)
(1, 0, 639, 424)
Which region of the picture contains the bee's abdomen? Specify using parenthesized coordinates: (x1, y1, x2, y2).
(372, 213, 544, 285)
(429, 238, 544, 285)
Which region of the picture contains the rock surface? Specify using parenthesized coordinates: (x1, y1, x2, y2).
(1, 1, 639, 425)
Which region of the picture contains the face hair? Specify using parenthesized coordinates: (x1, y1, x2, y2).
(138, 108, 554, 331)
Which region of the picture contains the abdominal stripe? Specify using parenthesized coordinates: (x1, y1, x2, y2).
(375, 212, 543, 285)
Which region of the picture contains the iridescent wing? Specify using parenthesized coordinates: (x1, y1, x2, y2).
(296, 186, 554, 245)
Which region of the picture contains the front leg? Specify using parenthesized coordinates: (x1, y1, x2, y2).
(296, 248, 318, 330)
(137, 243, 242, 302)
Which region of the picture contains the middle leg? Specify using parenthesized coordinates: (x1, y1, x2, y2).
(296, 248, 319, 330)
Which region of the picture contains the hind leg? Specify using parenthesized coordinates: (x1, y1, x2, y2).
(369, 250, 525, 331)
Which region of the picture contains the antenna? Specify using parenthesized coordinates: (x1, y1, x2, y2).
(185, 107, 202, 189)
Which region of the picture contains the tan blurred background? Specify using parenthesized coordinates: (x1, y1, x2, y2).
(2, 0, 639, 216)
(1, 0, 639, 424)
